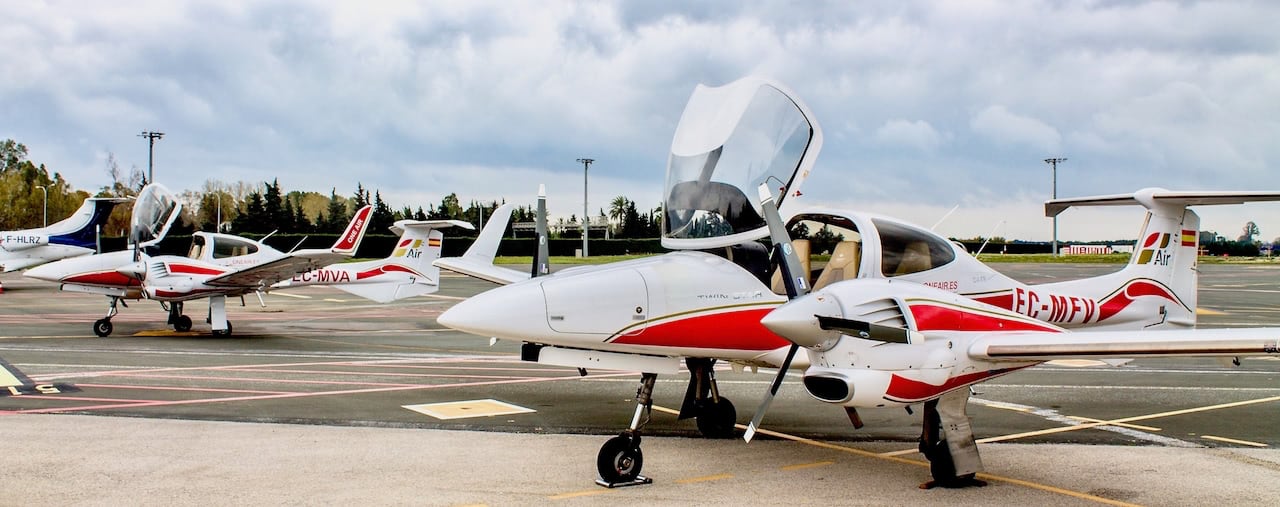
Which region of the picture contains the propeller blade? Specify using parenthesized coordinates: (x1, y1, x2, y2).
(816, 315, 914, 344)
(744, 343, 797, 442)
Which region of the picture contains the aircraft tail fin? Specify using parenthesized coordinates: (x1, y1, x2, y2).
(329, 218, 474, 303)
(42, 197, 131, 250)
(434, 202, 529, 285)
(329, 205, 374, 255)
(1047, 187, 1280, 327)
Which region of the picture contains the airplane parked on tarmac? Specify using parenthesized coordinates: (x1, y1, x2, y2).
(272, 218, 474, 302)
(29, 188, 470, 336)
(0, 196, 130, 282)
(434, 76, 1280, 487)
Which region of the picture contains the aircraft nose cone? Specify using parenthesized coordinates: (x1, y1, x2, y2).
(760, 291, 843, 349)
(438, 281, 551, 340)
(24, 262, 66, 282)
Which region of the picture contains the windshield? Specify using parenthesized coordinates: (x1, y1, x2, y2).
(129, 184, 181, 247)
(662, 78, 818, 249)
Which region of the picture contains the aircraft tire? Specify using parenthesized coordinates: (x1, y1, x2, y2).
(597, 434, 643, 484)
(174, 315, 193, 332)
(93, 319, 113, 338)
(695, 398, 737, 438)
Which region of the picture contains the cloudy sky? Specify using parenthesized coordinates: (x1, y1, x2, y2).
(3, 1, 1278, 242)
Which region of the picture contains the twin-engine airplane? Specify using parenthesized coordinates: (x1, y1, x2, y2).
(29, 184, 471, 337)
(0, 196, 129, 276)
(435, 76, 1280, 487)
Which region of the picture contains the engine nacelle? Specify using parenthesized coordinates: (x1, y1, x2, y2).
(0, 234, 49, 252)
(802, 365, 955, 409)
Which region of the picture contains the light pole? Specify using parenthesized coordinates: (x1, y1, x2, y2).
(577, 158, 594, 257)
(215, 191, 222, 232)
(1044, 157, 1067, 255)
(138, 131, 165, 184)
(36, 185, 48, 227)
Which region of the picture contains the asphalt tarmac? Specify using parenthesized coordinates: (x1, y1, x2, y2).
(1, 263, 1279, 505)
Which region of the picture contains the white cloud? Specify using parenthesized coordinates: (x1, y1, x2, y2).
(970, 105, 1062, 153)
(873, 119, 942, 152)
(1, 1, 1278, 239)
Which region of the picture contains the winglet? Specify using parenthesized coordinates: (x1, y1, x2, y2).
(331, 205, 373, 255)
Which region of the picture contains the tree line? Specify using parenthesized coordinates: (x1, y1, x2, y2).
(1, 138, 666, 240)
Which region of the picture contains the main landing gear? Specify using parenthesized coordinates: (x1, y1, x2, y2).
(595, 359, 737, 487)
(918, 389, 987, 489)
(679, 358, 737, 439)
(93, 297, 126, 337)
(166, 301, 193, 332)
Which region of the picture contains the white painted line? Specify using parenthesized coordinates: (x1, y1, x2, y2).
(272, 292, 312, 299)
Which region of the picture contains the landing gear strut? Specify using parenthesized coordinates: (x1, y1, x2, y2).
(596, 373, 656, 487)
(167, 302, 192, 332)
(679, 358, 737, 438)
(92, 297, 124, 337)
(918, 389, 987, 489)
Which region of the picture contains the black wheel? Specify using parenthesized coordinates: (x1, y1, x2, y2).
(596, 435, 643, 484)
(696, 397, 737, 438)
(174, 315, 192, 332)
(211, 321, 233, 337)
(93, 319, 113, 338)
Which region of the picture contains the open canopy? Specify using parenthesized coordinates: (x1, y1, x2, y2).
(662, 76, 823, 250)
(129, 183, 181, 249)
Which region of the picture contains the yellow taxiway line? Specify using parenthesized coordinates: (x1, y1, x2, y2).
(647, 405, 1139, 507)
(1202, 435, 1268, 448)
(977, 395, 1280, 444)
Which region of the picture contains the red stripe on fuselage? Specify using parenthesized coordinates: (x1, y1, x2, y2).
(908, 303, 1060, 333)
(609, 307, 789, 351)
(884, 367, 1026, 403)
(166, 263, 226, 276)
(65, 271, 141, 287)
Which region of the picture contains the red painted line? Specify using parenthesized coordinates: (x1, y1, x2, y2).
(345, 363, 580, 373)
(75, 383, 296, 395)
(4, 395, 155, 403)
(10, 371, 636, 415)
(229, 367, 547, 380)
(119, 374, 424, 388)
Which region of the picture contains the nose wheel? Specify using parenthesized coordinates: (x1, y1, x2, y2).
(92, 297, 124, 337)
(595, 373, 656, 488)
(596, 434, 647, 486)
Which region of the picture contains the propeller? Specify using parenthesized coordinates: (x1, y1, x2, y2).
(531, 184, 549, 278)
(744, 184, 811, 442)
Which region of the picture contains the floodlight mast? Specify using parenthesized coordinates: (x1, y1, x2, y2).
(1044, 157, 1067, 255)
(577, 158, 594, 257)
(139, 131, 165, 184)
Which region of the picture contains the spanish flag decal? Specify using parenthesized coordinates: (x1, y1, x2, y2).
(1181, 230, 1196, 247)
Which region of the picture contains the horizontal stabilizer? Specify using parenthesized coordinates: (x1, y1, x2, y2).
(433, 202, 531, 286)
(1046, 187, 1280, 217)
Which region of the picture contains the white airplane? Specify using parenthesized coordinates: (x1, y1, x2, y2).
(0, 196, 130, 277)
(272, 218, 474, 302)
(434, 76, 1280, 487)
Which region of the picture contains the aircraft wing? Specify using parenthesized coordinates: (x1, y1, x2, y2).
(2, 258, 48, 273)
(968, 327, 1280, 361)
(204, 205, 374, 289)
(432, 202, 531, 286)
(433, 257, 529, 285)
(203, 251, 348, 289)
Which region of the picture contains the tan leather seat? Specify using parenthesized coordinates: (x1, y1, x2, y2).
(771, 239, 811, 294)
(813, 240, 861, 290)
(894, 241, 932, 275)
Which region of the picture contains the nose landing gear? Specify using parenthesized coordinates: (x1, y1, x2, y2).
(595, 373, 655, 487)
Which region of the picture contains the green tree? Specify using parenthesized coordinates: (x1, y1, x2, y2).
(322, 188, 349, 233)
(370, 190, 395, 233)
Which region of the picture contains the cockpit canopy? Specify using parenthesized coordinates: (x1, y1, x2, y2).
(662, 77, 822, 250)
(130, 184, 181, 248)
(187, 233, 260, 261)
